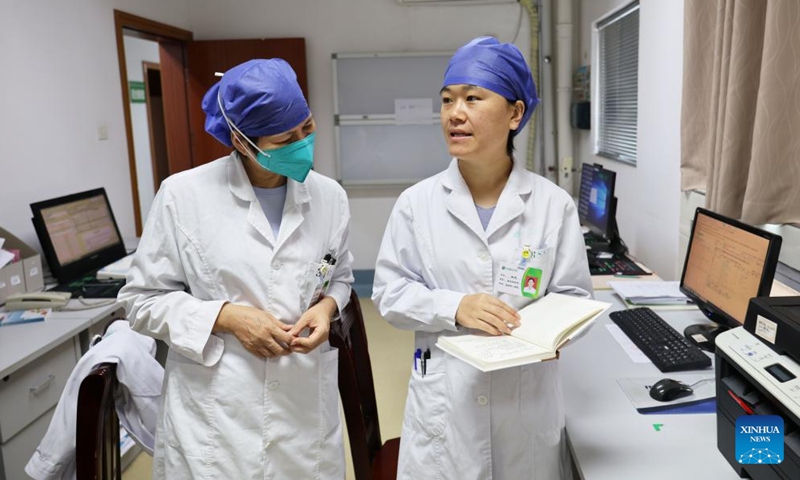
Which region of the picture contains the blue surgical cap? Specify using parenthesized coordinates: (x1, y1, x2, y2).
(443, 37, 538, 136)
(202, 59, 310, 147)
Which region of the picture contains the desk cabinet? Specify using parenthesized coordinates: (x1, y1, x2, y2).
(0, 339, 77, 479)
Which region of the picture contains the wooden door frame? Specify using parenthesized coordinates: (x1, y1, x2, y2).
(114, 10, 193, 235)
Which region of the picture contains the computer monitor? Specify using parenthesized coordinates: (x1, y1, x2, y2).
(680, 207, 782, 352)
(578, 163, 616, 239)
(31, 188, 127, 284)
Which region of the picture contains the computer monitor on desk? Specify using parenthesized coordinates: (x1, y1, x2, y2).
(680, 208, 782, 353)
(30, 188, 127, 297)
(578, 163, 625, 255)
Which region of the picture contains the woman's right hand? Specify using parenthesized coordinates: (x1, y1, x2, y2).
(455, 294, 520, 336)
(214, 303, 294, 358)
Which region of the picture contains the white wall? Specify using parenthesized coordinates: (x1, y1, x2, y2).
(123, 35, 160, 227)
(0, 1, 191, 254)
(577, 0, 684, 279)
(186, 0, 530, 269)
(1, 0, 530, 271)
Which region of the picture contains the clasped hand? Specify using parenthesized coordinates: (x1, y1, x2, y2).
(215, 297, 337, 358)
(455, 293, 520, 336)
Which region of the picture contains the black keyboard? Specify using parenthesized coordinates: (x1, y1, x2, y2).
(50, 274, 125, 299)
(609, 307, 712, 372)
(589, 255, 650, 276)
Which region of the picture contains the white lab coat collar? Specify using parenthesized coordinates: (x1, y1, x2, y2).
(440, 157, 532, 240)
(227, 151, 311, 248)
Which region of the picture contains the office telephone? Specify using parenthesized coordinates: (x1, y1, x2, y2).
(4, 291, 71, 311)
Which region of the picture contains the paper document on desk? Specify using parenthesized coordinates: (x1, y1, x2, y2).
(617, 374, 715, 414)
(609, 281, 692, 305)
(96, 253, 135, 280)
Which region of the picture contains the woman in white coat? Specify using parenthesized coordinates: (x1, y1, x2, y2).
(119, 59, 353, 479)
(372, 37, 592, 479)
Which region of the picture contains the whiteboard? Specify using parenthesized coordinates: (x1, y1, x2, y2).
(333, 52, 453, 186)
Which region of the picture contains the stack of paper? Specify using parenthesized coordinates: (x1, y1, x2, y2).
(608, 281, 693, 306)
(96, 253, 135, 280)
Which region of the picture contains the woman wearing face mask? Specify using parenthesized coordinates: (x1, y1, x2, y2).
(373, 38, 592, 479)
(119, 59, 353, 479)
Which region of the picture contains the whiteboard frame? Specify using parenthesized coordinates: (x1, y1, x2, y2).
(332, 50, 454, 187)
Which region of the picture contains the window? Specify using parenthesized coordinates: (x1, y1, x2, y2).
(596, 2, 639, 164)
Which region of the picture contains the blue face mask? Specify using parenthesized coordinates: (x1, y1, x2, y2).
(251, 132, 316, 183)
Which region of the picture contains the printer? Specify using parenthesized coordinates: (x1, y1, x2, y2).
(714, 296, 800, 479)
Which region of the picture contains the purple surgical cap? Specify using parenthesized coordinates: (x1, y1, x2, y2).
(202, 59, 310, 147)
(443, 37, 538, 136)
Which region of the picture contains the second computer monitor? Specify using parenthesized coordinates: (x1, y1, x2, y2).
(578, 163, 616, 239)
(680, 208, 782, 330)
(31, 188, 127, 283)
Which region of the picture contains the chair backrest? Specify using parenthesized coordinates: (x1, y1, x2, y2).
(330, 290, 383, 480)
(76, 363, 121, 480)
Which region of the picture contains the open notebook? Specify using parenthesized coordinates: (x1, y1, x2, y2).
(437, 293, 611, 372)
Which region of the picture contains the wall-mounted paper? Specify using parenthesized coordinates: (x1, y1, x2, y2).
(395, 98, 434, 125)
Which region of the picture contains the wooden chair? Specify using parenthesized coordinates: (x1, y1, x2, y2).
(76, 363, 121, 480)
(330, 290, 400, 480)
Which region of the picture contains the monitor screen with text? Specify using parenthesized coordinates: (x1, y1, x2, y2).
(39, 194, 121, 267)
(682, 211, 774, 325)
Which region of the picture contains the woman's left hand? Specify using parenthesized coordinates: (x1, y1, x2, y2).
(289, 297, 337, 353)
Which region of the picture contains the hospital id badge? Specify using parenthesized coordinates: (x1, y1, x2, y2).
(306, 261, 335, 309)
(494, 247, 551, 299)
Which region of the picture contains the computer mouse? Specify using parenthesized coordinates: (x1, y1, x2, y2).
(649, 378, 694, 402)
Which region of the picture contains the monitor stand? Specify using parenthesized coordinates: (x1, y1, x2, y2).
(684, 323, 730, 353)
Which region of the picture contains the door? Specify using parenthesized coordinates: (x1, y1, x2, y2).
(184, 39, 308, 166)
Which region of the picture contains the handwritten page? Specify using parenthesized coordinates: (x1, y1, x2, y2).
(514, 293, 611, 349)
(443, 334, 550, 363)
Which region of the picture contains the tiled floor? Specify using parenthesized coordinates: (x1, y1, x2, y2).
(122, 298, 412, 480)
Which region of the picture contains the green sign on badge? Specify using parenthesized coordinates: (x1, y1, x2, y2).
(129, 81, 146, 103)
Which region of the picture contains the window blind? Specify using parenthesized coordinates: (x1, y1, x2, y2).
(597, 2, 639, 164)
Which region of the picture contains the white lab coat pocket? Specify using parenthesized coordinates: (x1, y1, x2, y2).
(318, 347, 340, 436)
(163, 350, 218, 457)
(518, 360, 565, 437)
(403, 349, 448, 438)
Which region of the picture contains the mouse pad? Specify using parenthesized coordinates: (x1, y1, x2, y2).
(617, 374, 716, 414)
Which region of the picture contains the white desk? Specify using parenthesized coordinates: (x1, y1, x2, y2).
(560, 290, 740, 479)
(0, 301, 123, 480)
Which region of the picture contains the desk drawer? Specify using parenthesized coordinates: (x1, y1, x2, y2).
(0, 340, 77, 442)
(0, 406, 54, 480)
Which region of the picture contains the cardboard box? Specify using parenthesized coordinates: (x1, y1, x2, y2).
(0, 227, 44, 304)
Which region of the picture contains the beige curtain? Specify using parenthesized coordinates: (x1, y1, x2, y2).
(681, 0, 800, 225)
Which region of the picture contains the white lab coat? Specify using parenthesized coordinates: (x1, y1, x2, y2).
(25, 320, 163, 480)
(373, 158, 592, 480)
(119, 152, 354, 480)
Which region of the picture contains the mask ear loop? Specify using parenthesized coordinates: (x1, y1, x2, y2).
(217, 90, 272, 158)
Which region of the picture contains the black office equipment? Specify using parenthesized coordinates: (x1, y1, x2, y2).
(31, 188, 128, 298)
(743, 296, 800, 360)
(587, 253, 650, 276)
(571, 101, 591, 130)
(578, 164, 626, 256)
(610, 307, 711, 372)
(679, 208, 782, 353)
(649, 378, 694, 402)
(715, 327, 800, 479)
